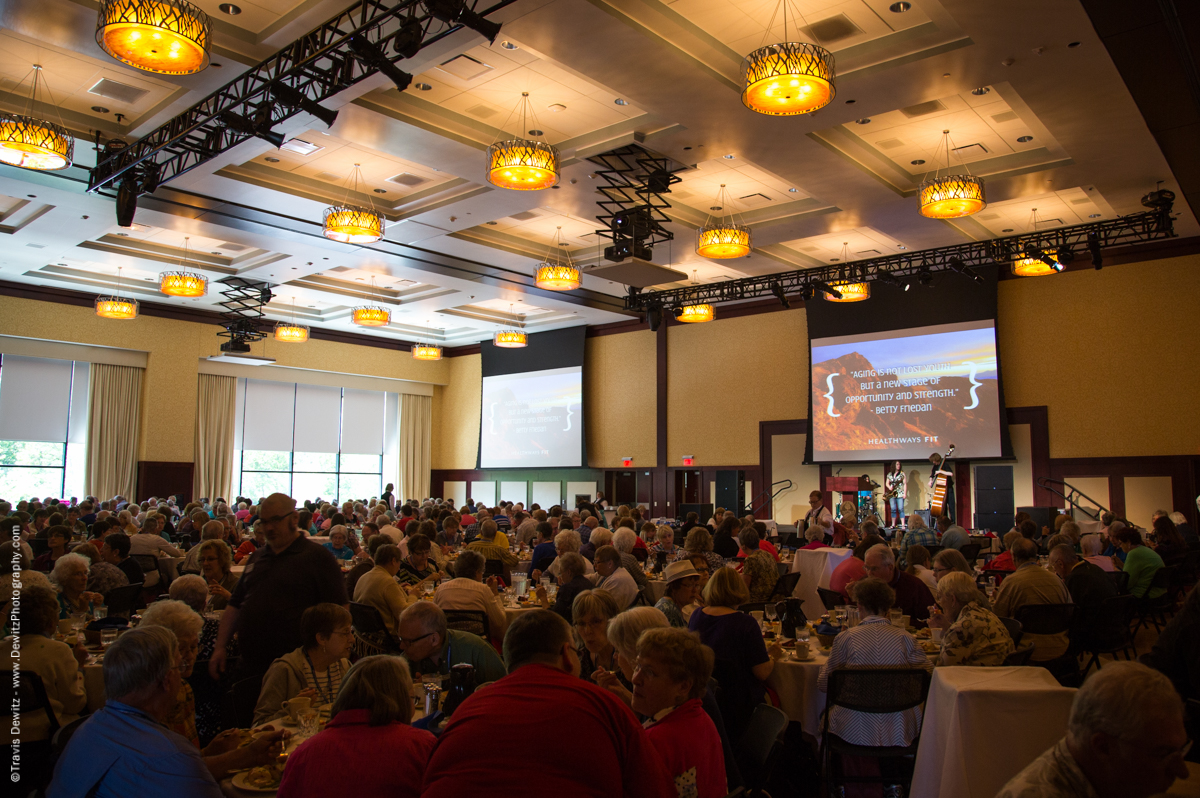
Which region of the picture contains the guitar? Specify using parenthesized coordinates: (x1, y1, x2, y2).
(928, 443, 956, 518)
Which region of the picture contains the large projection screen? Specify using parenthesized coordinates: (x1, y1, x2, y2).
(810, 320, 1002, 462)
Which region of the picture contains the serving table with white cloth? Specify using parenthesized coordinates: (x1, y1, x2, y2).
(765, 651, 829, 735)
(789, 547, 853, 613)
(911, 666, 1077, 798)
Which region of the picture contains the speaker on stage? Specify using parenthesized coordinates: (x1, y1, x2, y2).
(715, 470, 745, 513)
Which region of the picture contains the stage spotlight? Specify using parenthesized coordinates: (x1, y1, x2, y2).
(139, 162, 161, 195)
(1033, 249, 1059, 269)
(425, 0, 502, 43)
(1056, 246, 1075, 267)
(393, 16, 425, 59)
(770, 281, 790, 308)
(648, 307, 662, 331)
(219, 110, 285, 148)
(115, 176, 138, 227)
(813, 279, 842, 300)
(270, 83, 339, 128)
(1087, 233, 1103, 270)
(947, 256, 984, 283)
(875, 269, 899, 286)
(800, 282, 817, 302)
(349, 35, 414, 92)
(918, 268, 934, 287)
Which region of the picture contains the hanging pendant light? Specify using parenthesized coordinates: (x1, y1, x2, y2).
(0, 65, 74, 171)
(918, 129, 986, 219)
(324, 164, 384, 243)
(159, 236, 207, 297)
(823, 243, 870, 302)
(1011, 208, 1064, 277)
(535, 226, 581, 290)
(351, 276, 391, 326)
(95, 267, 139, 319)
(96, 0, 211, 75)
(274, 298, 309, 342)
(412, 321, 443, 360)
(493, 304, 528, 347)
(697, 184, 751, 259)
(742, 0, 835, 115)
(677, 270, 715, 322)
(486, 92, 559, 190)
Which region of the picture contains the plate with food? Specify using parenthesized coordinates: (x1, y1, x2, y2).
(914, 628, 932, 639)
(233, 765, 283, 792)
(918, 639, 941, 654)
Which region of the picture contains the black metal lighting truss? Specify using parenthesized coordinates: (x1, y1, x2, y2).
(624, 201, 1175, 313)
(588, 145, 684, 261)
(87, 0, 515, 195)
(217, 278, 275, 352)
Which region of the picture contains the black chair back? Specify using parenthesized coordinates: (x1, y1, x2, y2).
(221, 674, 263, 731)
(2, 670, 60, 737)
(1014, 603, 1075, 636)
(959, 543, 982, 565)
(1002, 645, 1036, 666)
(923, 545, 943, 559)
(349, 601, 390, 635)
(817, 587, 843, 611)
(824, 667, 932, 716)
(30, 538, 50, 556)
(734, 703, 789, 797)
(999, 616, 1023, 647)
(131, 554, 159, 574)
(776, 531, 799, 549)
(482, 559, 508, 586)
(1107, 570, 1130, 594)
(444, 609, 491, 640)
(772, 571, 801, 600)
(104, 583, 143, 619)
(632, 547, 649, 563)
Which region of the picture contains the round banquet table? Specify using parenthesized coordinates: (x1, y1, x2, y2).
(789, 547, 854, 613)
(764, 650, 829, 735)
(910, 666, 1077, 798)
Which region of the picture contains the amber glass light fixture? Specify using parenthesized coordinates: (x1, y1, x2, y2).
(486, 93, 559, 190)
(412, 343, 442, 360)
(824, 281, 870, 302)
(918, 130, 986, 219)
(677, 303, 715, 323)
(697, 184, 751, 259)
(493, 304, 528, 348)
(159, 237, 207, 296)
(741, 0, 835, 116)
(96, 0, 211, 75)
(324, 164, 384, 243)
(351, 306, 390, 326)
(95, 267, 139, 319)
(274, 298, 308, 342)
(1011, 208, 1064, 277)
(535, 226, 580, 290)
(0, 65, 74, 171)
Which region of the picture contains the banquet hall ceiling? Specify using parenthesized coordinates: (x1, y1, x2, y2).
(0, 0, 1194, 347)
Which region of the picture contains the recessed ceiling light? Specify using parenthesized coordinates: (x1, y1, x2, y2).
(547, 104, 566, 113)
(845, 99, 856, 104)
(889, 1, 911, 12)
(723, 154, 735, 160)
(551, 185, 561, 189)
(117, 232, 129, 237)
(788, 188, 799, 193)
(528, 129, 542, 136)
(897, 245, 907, 250)
(486, 221, 498, 225)
(1088, 213, 1101, 218)
(500, 40, 519, 50)
(614, 98, 628, 106)
(219, 3, 241, 14)
(1017, 135, 1033, 142)
(211, 251, 221, 255)
(971, 87, 991, 96)
(710, 205, 723, 211)
(91, 105, 110, 114)
(683, 146, 692, 151)
(280, 139, 322, 156)
(1002, 228, 1014, 232)
(414, 83, 432, 91)
(942, 72, 951, 78)
(911, 159, 925, 165)
(830, 258, 839, 262)
(374, 188, 387, 194)
(855, 118, 871, 124)
(264, 157, 280, 163)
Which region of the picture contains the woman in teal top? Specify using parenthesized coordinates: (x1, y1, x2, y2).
(1112, 527, 1165, 598)
(52, 552, 104, 619)
(322, 526, 355, 561)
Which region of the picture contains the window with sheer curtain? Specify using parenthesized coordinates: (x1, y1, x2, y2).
(0, 355, 89, 500)
(232, 378, 399, 505)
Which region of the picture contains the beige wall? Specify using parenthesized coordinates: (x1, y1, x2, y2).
(667, 309, 808, 465)
(770, 432, 821, 524)
(431, 353, 480, 470)
(997, 254, 1200, 458)
(0, 295, 448, 463)
(585, 330, 656, 468)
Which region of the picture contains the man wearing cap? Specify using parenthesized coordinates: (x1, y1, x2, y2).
(654, 561, 702, 628)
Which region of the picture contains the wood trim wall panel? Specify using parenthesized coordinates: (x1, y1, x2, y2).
(1048, 455, 1196, 525)
(136, 461, 194, 504)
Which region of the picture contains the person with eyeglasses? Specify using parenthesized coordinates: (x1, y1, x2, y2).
(997, 661, 1190, 798)
(253, 603, 354, 726)
(395, 601, 507, 686)
(209, 493, 348, 682)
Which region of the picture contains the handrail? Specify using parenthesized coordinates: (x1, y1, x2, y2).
(1035, 477, 1130, 527)
(748, 479, 794, 517)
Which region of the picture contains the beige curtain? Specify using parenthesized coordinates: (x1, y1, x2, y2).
(195, 374, 237, 502)
(86, 363, 143, 500)
(399, 393, 432, 501)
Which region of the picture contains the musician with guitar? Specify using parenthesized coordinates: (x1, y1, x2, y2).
(884, 461, 907, 530)
(928, 444, 957, 523)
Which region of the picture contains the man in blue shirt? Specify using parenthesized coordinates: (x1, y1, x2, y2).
(530, 523, 558, 574)
(47, 626, 222, 798)
(937, 515, 970, 550)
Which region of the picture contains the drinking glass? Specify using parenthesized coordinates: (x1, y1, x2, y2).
(764, 604, 777, 623)
(547, 585, 558, 601)
(70, 612, 87, 638)
(298, 708, 319, 738)
(93, 605, 108, 620)
(101, 628, 118, 648)
(888, 608, 904, 627)
(422, 581, 435, 597)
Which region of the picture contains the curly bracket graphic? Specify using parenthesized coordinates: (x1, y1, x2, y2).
(962, 361, 982, 409)
(824, 373, 841, 417)
(564, 405, 573, 432)
(488, 402, 498, 434)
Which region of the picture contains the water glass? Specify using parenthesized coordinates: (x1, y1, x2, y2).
(888, 609, 904, 627)
(93, 605, 108, 620)
(423, 581, 435, 597)
(298, 708, 319, 738)
(101, 628, 118, 648)
(764, 604, 777, 623)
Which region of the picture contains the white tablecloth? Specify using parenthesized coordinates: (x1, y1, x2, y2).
(789, 547, 854, 615)
(765, 651, 829, 735)
(911, 666, 1077, 798)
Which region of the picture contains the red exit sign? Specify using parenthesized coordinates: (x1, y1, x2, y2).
(682, 457, 694, 467)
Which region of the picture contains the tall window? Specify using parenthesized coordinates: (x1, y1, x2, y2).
(232, 379, 397, 504)
(0, 355, 89, 500)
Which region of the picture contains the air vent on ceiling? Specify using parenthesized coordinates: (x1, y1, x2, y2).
(951, 143, 988, 157)
(1070, 198, 1092, 205)
(388, 172, 428, 187)
(900, 100, 947, 118)
(327, 266, 354, 273)
(801, 14, 864, 43)
(436, 54, 494, 81)
(315, 171, 343, 181)
(88, 78, 149, 105)
(876, 138, 905, 149)
(990, 111, 1019, 124)
(738, 192, 772, 207)
(977, 213, 999, 220)
(25, 243, 45, 249)
(218, 241, 249, 252)
(856, 249, 882, 256)
(509, 211, 540, 221)
(464, 103, 499, 119)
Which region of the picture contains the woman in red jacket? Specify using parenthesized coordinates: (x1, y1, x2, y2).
(633, 628, 727, 798)
(277, 655, 435, 798)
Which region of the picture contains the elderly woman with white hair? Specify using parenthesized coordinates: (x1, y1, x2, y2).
(612, 527, 651, 591)
(928, 571, 1014, 666)
(536, 528, 595, 581)
(1080, 533, 1116, 572)
(800, 521, 828, 550)
(140, 599, 207, 746)
(52, 552, 104, 619)
(593, 605, 670, 705)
